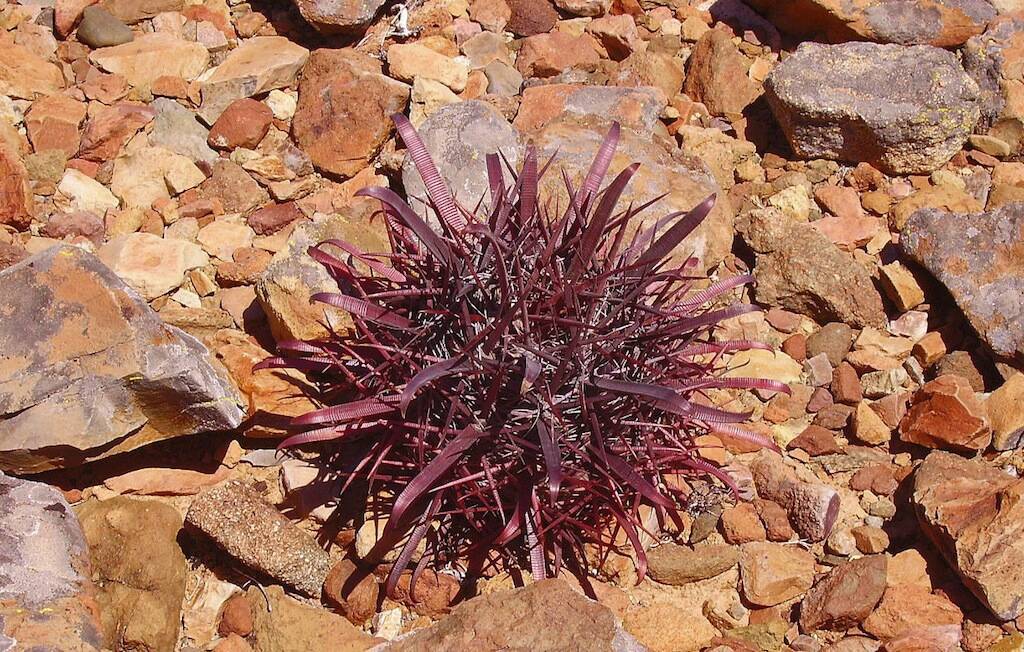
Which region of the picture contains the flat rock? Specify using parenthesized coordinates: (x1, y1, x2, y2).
(148, 97, 217, 164)
(78, 497, 186, 651)
(901, 202, 1024, 363)
(739, 541, 816, 607)
(198, 36, 309, 124)
(647, 543, 739, 585)
(89, 32, 209, 88)
(25, 94, 87, 157)
(746, 0, 995, 46)
(899, 375, 992, 452)
(765, 42, 980, 174)
(56, 168, 120, 216)
(109, 144, 205, 208)
(293, 0, 387, 33)
(77, 102, 157, 162)
(800, 555, 887, 632)
(292, 48, 408, 178)
(379, 579, 645, 651)
(186, 481, 333, 598)
(913, 451, 1024, 621)
(0, 246, 244, 473)
(0, 474, 102, 651)
(863, 583, 963, 643)
(98, 232, 208, 298)
(513, 84, 664, 134)
(98, 0, 184, 23)
(0, 42, 66, 100)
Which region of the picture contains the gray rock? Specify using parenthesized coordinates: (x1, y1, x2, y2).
(963, 14, 1024, 155)
(148, 97, 217, 165)
(77, 5, 134, 47)
(77, 497, 187, 652)
(765, 42, 981, 174)
(739, 207, 886, 327)
(0, 246, 245, 474)
(0, 474, 102, 651)
(293, 0, 388, 33)
(186, 481, 333, 598)
(901, 202, 1024, 364)
(483, 61, 523, 97)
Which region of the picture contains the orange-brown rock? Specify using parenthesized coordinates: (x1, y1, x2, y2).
(899, 375, 992, 452)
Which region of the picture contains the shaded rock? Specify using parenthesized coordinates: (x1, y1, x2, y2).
(683, 28, 757, 117)
(988, 373, 1024, 450)
(402, 100, 521, 223)
(294, 0, 387, 33)
(533, 115, 734, 272)
(323, 559, 380, 625)
(292, 48, 409, 178)
(513, 84, 664, 134)
(392, 569, 462, 618)
(749, 449, 840, 542)
(379, 578, 644, 651)
(901, 202, 1024, 363)
(186, 481, 332, 598)
(739, 208, 886, 327)
(764, 42, 980, 174)
(247, 584, 375, 651)
(256, 208, 390, 341)
(77, 5, 133, 48)
(800, 555, 887, 632)
(77, 497, 187, 652)
(914, 451, 1024, 621)
(964, 15, 1024, 155)
(648, 543, 739, 585)
(0, 246, 244, 474)
(899, 375, 992, 452)
(0, 42, 66, 100)
(746, 0, 995, 46)
(149, 97, 217, 164)
(739, 541, 815, 607)
(0, 474, 102, 651)
(89, 32, 209, 88)
(0, 145, 34, 230)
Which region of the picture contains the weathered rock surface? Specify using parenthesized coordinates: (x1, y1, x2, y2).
(647, 543, 739, 586)
(964, 14, 1024, 155)
(901, 203, 1024, 363)
(739, 541, 816, 607)
(89, 32, 209, 88)
(0, 144, 34, 230)
(749, 449, 840, 542)
(765, 42, 980, 174)
(293, 0, 387, 33)
(149, 97, 218, 164)
(186, 481, 333, 598)
(513, 84, 664, 134)
(246, 584, 375, 650)
(683, 28, 758, 117)
(380, 579, 645, 651)
(746, 0, 995, 46)
(800, 555, 887, 632)
(0, 474, 102, 651)
(99, 232, 210, 299)
(0, 42, 66, 100)
(198, 36, 309, 123)
(988, 373, 1024, 450)
(0, 246, 244, 474)
(78, 497, 187, 652)
(739, 208, 886, 328)
(914, 451, 1024, 621)
(899, 375, 992, 452)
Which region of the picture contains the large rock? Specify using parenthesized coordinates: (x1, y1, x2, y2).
(745, 0, 995, 46)
(380, 579, 645, 651)
(764, 42, 980, 174)
(901, 202, 1024, 363)
(531, 115, 734, 272)
(913, 451, 1024, 621)
(99, 232, 209, 299)
(293, 0, 387, 33)
(89, 32, 210, 88)
(292, 48, 409, 178)
(683, 28, 758, 117)
(739, 208, 886, 328)
(256, 206, 390, 342)
(964, 15, 1024, 155)
(402, 100, 521, 223)
(0, 246, 244, 474)
(77, 497, 187, 652)
(0, 42, 66, 100)
(0, 474, 103, 651)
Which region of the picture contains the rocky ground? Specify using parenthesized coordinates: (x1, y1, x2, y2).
(1, 0, 1024, 650)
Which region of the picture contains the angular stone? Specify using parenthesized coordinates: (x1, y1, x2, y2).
(0, 42, 66, 100)
(0, 474, 102, 651)
(722, 502, 767, 543)
(186, 481, 332, 598)
(98, 232, 208, 298)
(684, 28, 758, 116)
(964, 15, 1024, 155)
(56, 168, 119, 216)
(388, 43, 470, 92)
(647, 543, 739, 586)
(586, 15, 641, 61)
(197, 36, 309, 123)
(764, 42, 980, 174)
(901, 202, 1024, 363)
(292, 49, 409, 178)
(739, 541, 815, 607)
(89, 32, 209, 88)
(195, 160, 267, 215)
(293, 0, 387, 33)
(208, 98, 273, 150)
(899, 375, 992, 453)
(0, 145, 34, 230)
(863, 583, 963, 643)
(78, 102, 157, 162)
(77, 497, 186, 652)
(110, 145, 205, 208)
(749, 449, 840, 542)
(746, 0, 995, 46)
(914, 451, 1024, 621)
(99, 0, 184, 23)
(515, 32, 601, 78)
(740, 208, 886, 327)
(246, 201, 303, 235)
(800, 555, 887, 632)
(25, 94, 87, 157)
(148, 97, 217, 164)
(0, 246, 243, 474)
(77, 5, 134, 48)
(513, 84, 664, 134)
(988, 373, 1024, 451)
(380, 579, 642, 651)
(247, 584, 373, 649)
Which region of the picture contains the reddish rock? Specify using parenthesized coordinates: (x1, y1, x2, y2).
(753, 499, 795, 542)
(850, 464, 898, 495)
(515, 32, 601, 79)
(513, 84, 664, 135)
(683, 28, 758, 117)
(218, 594, 254, 637)
(78, 102, 157, 162)
(787, 425, 840, 456)
(831, 362, 863, 405)
(322, 559, 380, 624)
(781, 333, 807, 362)
(25, 95, 88, 157)
(800, 555, 887, 632)
(750, 450, 839, 542)
(41, 210, 105, 242)
(863, 584, 963, 643)
(0, 145, 34, 229)
(721, 502, 767, 544)
(505, 0, 558, 36)
(208, 98, 273, 150)
(247, 201, 303, 235)
(740, 541, 816, 607)
(899, 375, 991, 452)
(393, 569, 461, 618)
(194, 161, 268, 215)
(586, 15, 640, 61)
(851, 525, 889, 554)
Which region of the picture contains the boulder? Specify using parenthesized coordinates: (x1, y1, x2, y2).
(293, 0, 387, 33)
(745, 0, 995, 46)
(901, 202, 1024, 364)
(0, 474, 103, 651)
(764, 42, 980, 174)
(913, 451, 1024, 621)
(77, 497, 187, 652)
(0, 246, 244, 474)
